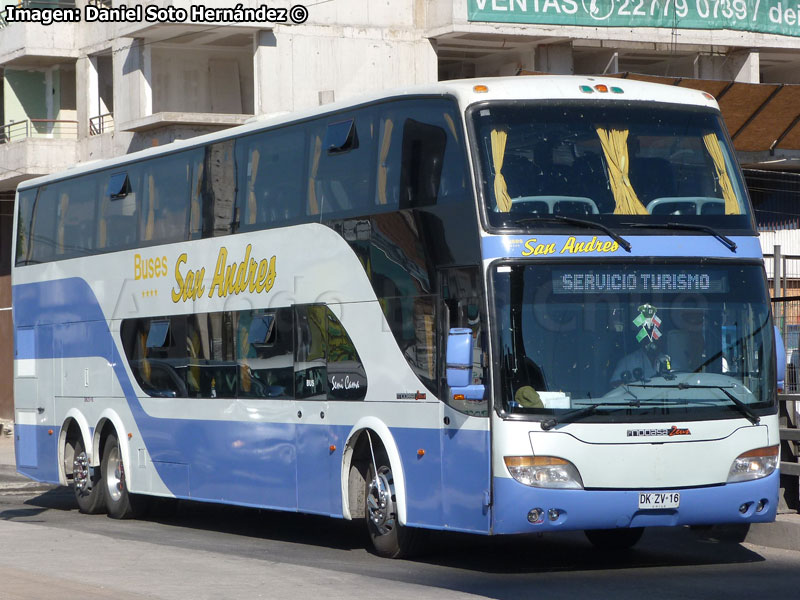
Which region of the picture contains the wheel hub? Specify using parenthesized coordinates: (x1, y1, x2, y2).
(105, 446, 124, 502)
(367, 468, 395, 535)
(73, 453, 90, 493)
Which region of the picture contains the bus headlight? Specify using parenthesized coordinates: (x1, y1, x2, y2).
(727, 446, 779, 483)
(504, 456, 584, 489)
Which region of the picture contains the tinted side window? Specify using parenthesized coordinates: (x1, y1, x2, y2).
(235, 308, 294, 399)
(122, 305, 366, 400)
(120, 315, 188, 398)
(134, 151, 195, 246)
(29, 185, 58, 263)
(237, 125, 307, 231)
(186, 312, 237, 398)
(326, 309, 367, 400)
(30, 177, 100, 263)
(15, 188, 37, 266)
(98, 170, 139, 252)
(376, 99, 469, 209)
(202, 141, 237, 238)
(294, 305, 327, 399)
(307, 109, 378, 218)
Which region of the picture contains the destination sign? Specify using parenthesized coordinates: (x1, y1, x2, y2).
(553, 270, 728, 294)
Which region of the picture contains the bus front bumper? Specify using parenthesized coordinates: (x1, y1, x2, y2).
(491, 470, 779, 534)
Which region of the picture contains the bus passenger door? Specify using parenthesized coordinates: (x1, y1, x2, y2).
(439, 270, 492, 533)
(294, 305, 335, 515)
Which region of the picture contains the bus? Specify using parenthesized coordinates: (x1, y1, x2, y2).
(11, 76, 780, 557)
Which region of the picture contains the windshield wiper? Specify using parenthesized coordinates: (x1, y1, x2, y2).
(541, 404, 599, 430)
(627, 381, 760, 425)
(540, 401, 642, 430)
(622, 222, 736, 253)
(514, 215, 632, 253)
(677, 382, 760, 425)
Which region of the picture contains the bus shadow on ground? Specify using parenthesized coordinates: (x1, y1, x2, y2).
(21, 487, 765, 574)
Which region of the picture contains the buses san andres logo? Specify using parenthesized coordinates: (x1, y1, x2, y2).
(633, 303, 661, 343)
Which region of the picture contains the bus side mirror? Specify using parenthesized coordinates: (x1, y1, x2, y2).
(446, 328, 473, 388)
(775, 326, 786, 393)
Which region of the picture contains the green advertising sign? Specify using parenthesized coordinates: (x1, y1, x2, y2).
(468, 0, 800, 38)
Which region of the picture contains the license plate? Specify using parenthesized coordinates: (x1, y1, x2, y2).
(638, 491, 680, 509)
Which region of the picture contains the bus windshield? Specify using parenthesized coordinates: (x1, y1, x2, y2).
(492, 263, 776, 422)
(471, 101, 753, 230)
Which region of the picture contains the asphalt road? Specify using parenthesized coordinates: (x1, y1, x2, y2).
(1, 466, 800, 600)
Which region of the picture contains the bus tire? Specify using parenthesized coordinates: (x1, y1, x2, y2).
(585, 527, 644, 550)
(102, 432, 146, 519)
(72, 437, 105, 514)
(365, 454, 418, 558)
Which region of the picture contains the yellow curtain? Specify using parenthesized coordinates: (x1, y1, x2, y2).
(596, 127, 648, 215)
(57, 193, 69, 254)
(190, 161, 204, 236)
(307, 136, 322, 215)
(238, 323, 251, 394)
(491, 129, 511, 213)
(377, 119, 394, 205)
(247, 149, 260, 225)
(443, 113, 458, 140)
(702, 132, 740, 215)
(139, 331, 151, 384)
(144, 175, 155, 240)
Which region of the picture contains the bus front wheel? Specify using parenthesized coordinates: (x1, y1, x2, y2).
(102, 432, 145, 519)
(585, 527, 644, 550)
(365, 456, 418, 558)
(72, 437, 105, 514)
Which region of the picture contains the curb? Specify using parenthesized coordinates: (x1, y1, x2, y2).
(746, 514, 800, 552)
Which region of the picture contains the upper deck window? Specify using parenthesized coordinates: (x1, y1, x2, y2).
(471, 101, 754, 231)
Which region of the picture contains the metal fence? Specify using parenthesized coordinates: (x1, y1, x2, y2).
(89, 113, 114, 136)
(767, 246, 800, 511)
(779, 395, 800, 512)
(0, 119, 78, 143)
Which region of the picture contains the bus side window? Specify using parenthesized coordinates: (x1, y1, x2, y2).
(441, 267, 488, 415)
(307, 110, 377, 218)
(376, 99, 469, 210)
(138, 152, 193, 246)
(326, 308, 367, 401)
(98, 171, 139, 251)
(30, 185, 59, 264)
(237, 125, 306, 231)
(294, 305, 327, 399)
(14, 188, 37, 266)
(235, 308, 294, 399)
(202, 140, 237, 238)
(120, 315, 188, 398)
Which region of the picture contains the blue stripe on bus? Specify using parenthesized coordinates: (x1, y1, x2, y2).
(491, 470, 778, 534)
(481, 235, 763, 261)
(12, 277, 488, 530)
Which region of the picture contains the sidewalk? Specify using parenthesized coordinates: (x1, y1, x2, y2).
(0, 427, 798, 552)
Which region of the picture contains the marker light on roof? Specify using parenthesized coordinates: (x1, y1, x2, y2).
(611, 86, 624, 94)
(594, 84, 609, 93)
(473, 85, 489, 93)
(579, 85, 593, 93)
(702, 92, 715, 101)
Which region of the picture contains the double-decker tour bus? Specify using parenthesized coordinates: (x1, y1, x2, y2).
(12, 76, 779, 557)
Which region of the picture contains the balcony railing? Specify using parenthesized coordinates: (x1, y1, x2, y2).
(89, 113, 114, 135)
(0, 119, 78, 143)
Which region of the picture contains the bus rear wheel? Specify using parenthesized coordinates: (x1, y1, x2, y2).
(585, 527, 644, 550)
(102, 432, 145, 519)
(72, 437, 105, 514)
(365, 456, 418, 558)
